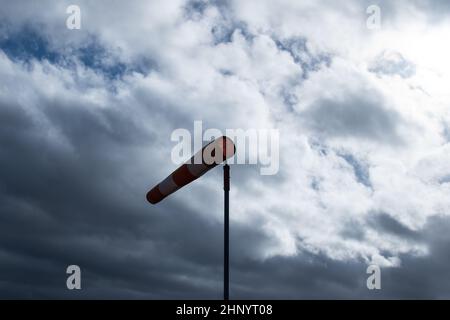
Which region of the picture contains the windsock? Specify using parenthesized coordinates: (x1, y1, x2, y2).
(147, 136, 235, 204)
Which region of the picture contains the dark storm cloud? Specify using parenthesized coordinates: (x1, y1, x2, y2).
(276, 37, 332, 80)
(413, 0, 450, 20)
(232, 215, 450, 299)
(0, 24, 154, 80)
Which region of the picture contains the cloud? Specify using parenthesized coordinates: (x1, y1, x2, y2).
(0, 0, 450, 299)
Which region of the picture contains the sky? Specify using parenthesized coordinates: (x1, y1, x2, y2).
(1, 0, 450, 299)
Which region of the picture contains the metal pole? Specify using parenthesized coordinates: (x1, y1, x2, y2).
(223, 163, 230, 300)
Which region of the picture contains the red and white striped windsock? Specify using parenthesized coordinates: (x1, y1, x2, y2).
(146, 136, 236, 204)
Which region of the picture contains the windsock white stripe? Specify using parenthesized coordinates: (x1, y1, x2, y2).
(158, 176, 179, 195)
